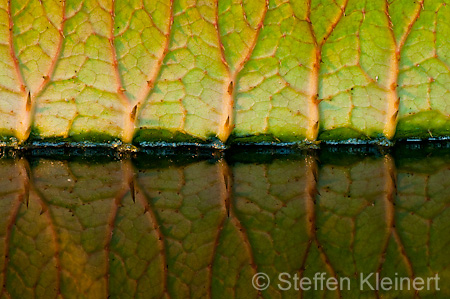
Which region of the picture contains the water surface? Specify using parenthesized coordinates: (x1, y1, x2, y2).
(0, 144, 449, 298)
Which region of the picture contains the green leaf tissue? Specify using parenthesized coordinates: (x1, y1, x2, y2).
(0, 0, 449, 145)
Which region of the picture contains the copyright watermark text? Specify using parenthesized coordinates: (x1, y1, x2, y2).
(252, 272, 440, 291)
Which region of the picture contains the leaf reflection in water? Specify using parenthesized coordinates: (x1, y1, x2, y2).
(0, 146, 448, 298)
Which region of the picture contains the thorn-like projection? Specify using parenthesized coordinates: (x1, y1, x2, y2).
(219, 160, 232, 218)
(391, 110, 399, 122)
(130, 104, 138, 123)
(225, 116, 230, 130)
(223, 171, 231, 218)
(40, 204, 48, 215)
(313, 120, 319, 131)
(26, 92, 31, 112)
(227, 81, 233, 95)
(24, 184, 29, 208)
(23, 160, 30, 208)
(129, 176, 135, 203)
(223, 173, 229, 192)
(308, 186, 320, 198)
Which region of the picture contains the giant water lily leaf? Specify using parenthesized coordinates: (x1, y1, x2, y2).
(0, 151, 449, 298)
(230, 158, 316, 298)
(135, 160, 228, 298)
(31, 160, 127, 297)
(0, 0, 449, 144)
(313, 157, 394, 298)
(392, 154, 450, 297)
(395, 0, 450, 138)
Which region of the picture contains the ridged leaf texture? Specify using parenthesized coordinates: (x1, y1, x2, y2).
(0, 0, 449, 144)
(0, 151, 448, 298)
